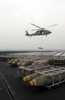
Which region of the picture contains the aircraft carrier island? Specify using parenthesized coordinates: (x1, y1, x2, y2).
(0, 51, 65, 100)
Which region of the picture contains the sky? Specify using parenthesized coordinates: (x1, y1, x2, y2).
(0, 0, 65, 51)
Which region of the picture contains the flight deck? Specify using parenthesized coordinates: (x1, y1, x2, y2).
(0, 51, 65, 100)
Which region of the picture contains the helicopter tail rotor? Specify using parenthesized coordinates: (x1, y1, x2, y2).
(25, 29, 29, 36)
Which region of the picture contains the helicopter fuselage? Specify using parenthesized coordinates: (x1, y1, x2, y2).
(25, 30, 51, 36)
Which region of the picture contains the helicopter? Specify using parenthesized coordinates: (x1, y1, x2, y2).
(25, 23, 57, 37)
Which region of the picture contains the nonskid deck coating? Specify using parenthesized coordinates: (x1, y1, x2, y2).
(0, 74, 11, 100)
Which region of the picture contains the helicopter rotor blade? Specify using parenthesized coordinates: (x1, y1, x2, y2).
(45, 24, 57, 28)
(31, 28, 44, 31)
(31, 23, 42, 29)
(31, 29, 40, 31)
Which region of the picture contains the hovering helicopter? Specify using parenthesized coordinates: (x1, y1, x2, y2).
(25, 23, 57, 37)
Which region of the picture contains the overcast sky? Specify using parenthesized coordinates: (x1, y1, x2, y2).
(0, 0, 65, 51)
